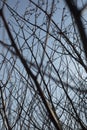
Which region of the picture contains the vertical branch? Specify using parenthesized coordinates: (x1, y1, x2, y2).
(65, 0, 87, 63)
(0, 88, 12, 130)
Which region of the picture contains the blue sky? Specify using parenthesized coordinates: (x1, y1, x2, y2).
(0, 0, 87, 128)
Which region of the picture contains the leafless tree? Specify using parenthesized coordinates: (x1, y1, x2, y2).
(0, 0, 87, 130)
